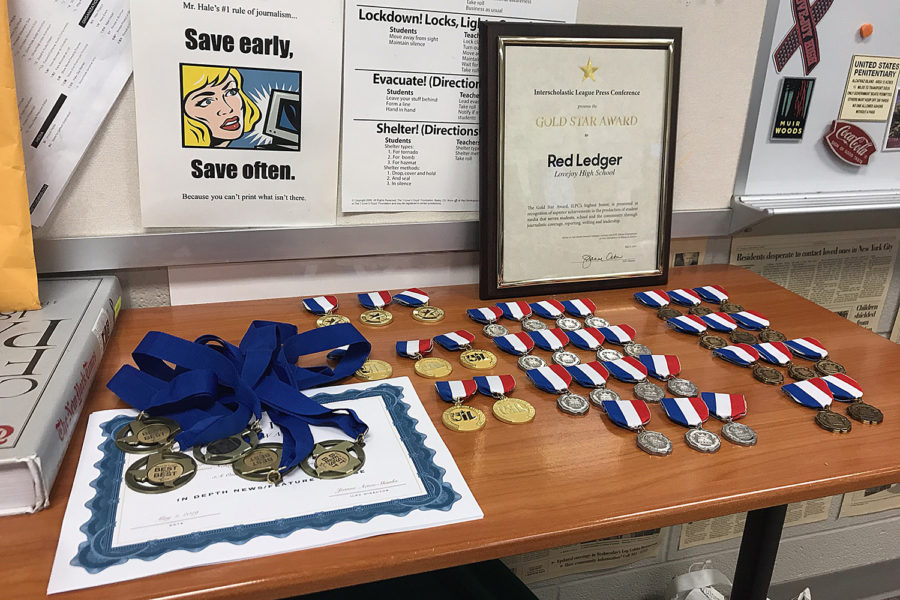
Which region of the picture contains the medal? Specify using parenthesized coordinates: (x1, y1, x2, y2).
(623, 342, 652, 357)
(782, 378, 852, 433)
(526, 364, 589, 415)
(814, 359, 846, 376)
(720, 302, 745, 313)
(821, 374, 883, 425)
(753, 365, 784, 385)
(193, 424, 259, 465)
(636, 354, 699, 398)
(753, 342, 792, 366)
(603, 356, 663, 402)
(584, 315, 610, 328)
(712, 343, 760, 368)
(660, 396, 721, 453)
(434, 330, 498, 370)
(394, 288, 445, 323)
(699, 334, 728, 350)
(562, 298, 597, 318)
(693, 285, 729, 305)
(699, 312, 737, 333)
(784, 337, 828, 360)
(590, 387, 621, 409)
(565, 361, 610, 388)
(517, 354, 547, 371)
(731, 310, 770, 331)
(497, 301, 532, 322)
(302, 295, 351, 328)
(597, 348, 624, 362)
(666, 314, 708, 335)
(233, 443, 295, 484)
(115, 413, 181, 454)
(125, 446, 197, 494)
(730, 330, 758, 345)
(556, 317, 582, 331)
(300, 439, 367, 479)
(522, 318, 549, 332)
(758, 329, 788, 343)
(634, 289, 670, 308)
(700, 392, 757, 446)
(656, 307, 682, 320)
(529, 328, 578, 366)
(435, 379, 485, 432)
(355, 359, 393, 381)
(689, 306, 714, 317)
(473, 374, 535, 424)
(597, 324, 637, 345)
(788, 364, 817, 380)
(467, 306, 509, 338)
(602, 399, 672, 456)
(358, 291, 394, 326)
(396, 338, 452, 378)
(566, 327, 605, 351)
(666, 289, 702, 307)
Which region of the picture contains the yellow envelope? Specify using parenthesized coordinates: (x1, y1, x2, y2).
(0, 0, 39, 311)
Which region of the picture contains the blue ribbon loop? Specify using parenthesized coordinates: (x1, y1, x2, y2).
(107, 320, 371, 470)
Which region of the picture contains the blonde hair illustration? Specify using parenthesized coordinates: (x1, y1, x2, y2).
(181, 65, 261, 147)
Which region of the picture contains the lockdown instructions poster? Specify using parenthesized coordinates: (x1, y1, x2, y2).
(131, 0, 342, 227)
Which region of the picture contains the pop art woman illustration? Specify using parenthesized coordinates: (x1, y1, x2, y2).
(182, 65, 261, 148)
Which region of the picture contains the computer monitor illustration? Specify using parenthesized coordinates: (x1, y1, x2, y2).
(263, 89, 301, 149)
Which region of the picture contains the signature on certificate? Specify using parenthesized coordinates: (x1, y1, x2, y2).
(581, 252, 624, 269)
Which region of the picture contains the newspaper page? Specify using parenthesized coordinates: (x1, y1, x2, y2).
(678, 498, 832, 550)
(891, 310, 900, 343)
(8, 0, 132, 227)
(670, 238, 707, 268)
(839, 484, 900, 518)
(730, 230, 900, 331)
(503, 529, 661, 584)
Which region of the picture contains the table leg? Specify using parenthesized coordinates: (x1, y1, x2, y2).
(730, 504, 788, 600)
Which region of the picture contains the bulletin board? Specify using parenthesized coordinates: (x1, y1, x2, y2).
(735, 0, 900, 197)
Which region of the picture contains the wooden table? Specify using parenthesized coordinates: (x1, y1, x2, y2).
(4, 265, 900, 599)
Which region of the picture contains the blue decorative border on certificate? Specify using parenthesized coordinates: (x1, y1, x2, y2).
(73, 383, 460, 573)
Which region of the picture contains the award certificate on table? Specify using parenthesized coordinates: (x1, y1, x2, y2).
(480, 24, 681, 298)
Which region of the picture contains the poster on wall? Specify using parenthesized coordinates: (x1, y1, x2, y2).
(340, 0, 577, 213)
(131, 0, 342, 227)
(838, 55, 900, 122)
(884, 82, 900, 151)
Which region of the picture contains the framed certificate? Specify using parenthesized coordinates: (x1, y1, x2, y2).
(479, 23, 681, 299)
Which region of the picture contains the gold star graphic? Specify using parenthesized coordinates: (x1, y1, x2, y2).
(579, 58, 598, 81)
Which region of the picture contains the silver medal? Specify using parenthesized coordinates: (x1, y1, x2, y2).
(552, 350, 581, 367)
(521, 318, 549, 332)
(589, 387, 620, 409)
(483, 323, 509, 338)
(584, 315, 609, 329)
(555, 317, 582, 331)
(685, 428, 721, 453)
(597, 348, 624, 362)
(666, 378, 699, 397)
(517, 354, 547, 371)
(557, 393, 590, 415)
(721, 421, 758, 446)
(636, 430, 673, 456)
(623, 342, 652, 357)
(633, 380, 665, 403)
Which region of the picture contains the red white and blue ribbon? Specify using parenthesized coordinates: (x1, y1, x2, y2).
(393, 288, 429, 307)
(661, 397, 709, 427)
(638, 355, 681, 380)
(700, 312, 737, 332)
(497, 301, 532, 321)
(530, 300, 565, 319)
(566, 327, 605, 351)
(602, 356, 649, 383)
(562, 298, 596, 318)
(753, 342, 793, 366)
(434, 380, 478, 403)
(604, 399, 651, 430)
(302, 295, 338, 315)
(667, 289, 702, 306)
(700, 392, 747, 421)
(731, 310, 770, 331)
(526, 365, 572, 394)
(667, 314, 707, 335)
(566, 362, 610, 388)
(821, 374, 863, 401)
(358, 291, 392, 309)
(493, 332, 535, 356)
(598, 324, 636, 345)
(782, 377, 833, 409)
(396, 339, 433, 358)
(474, 375, 516, 397)
(712, 344, 759, 367)
(784, 337, 828, 360)
(467, 306, 503, 324)
(634, 290, 670, 308)
(529, 328, 569, 351)
(434, 330, 475, 351)
(693, 285, 729, 304)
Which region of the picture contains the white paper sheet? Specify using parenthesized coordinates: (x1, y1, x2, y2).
(340, 0, 577, 213)
(131, 0, 342, 227)
(8, 0, 132, 227)
(48, 377, 482, 594)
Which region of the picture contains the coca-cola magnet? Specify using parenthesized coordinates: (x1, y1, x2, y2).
(823, 120, 876, 166)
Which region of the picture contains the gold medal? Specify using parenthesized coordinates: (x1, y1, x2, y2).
(233, 443, 293, 484)
(414, 357, 453, 378)
(360, 309, 393, 327)
(459, 348, 498, 370)
(299, 440, 366, 479)
(412, 305, 445, 323)
(125, 450, 197, 494)
(115, 414, 181, 454)
(355, 359, 393, 381)
(442, 404, 486, 432)
(317, 314, 351, 328)
(492, 397, 535, 424)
